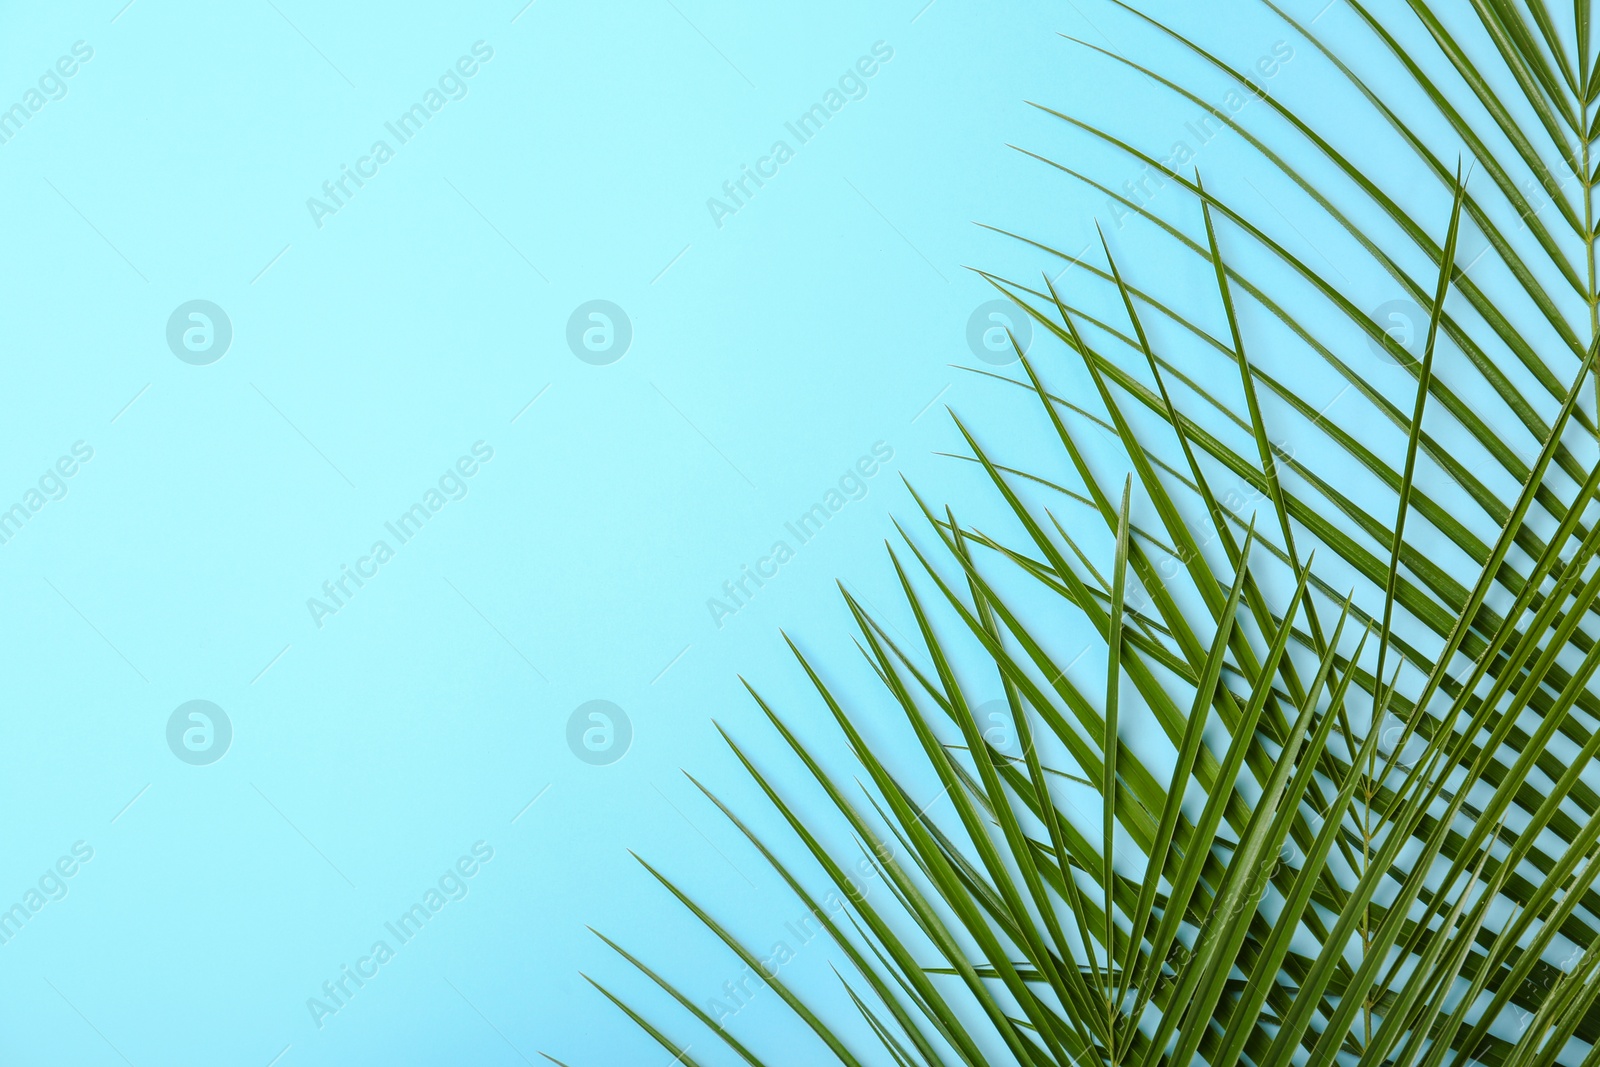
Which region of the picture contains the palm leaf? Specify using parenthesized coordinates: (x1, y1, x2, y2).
(572, 3, 1600, 1065)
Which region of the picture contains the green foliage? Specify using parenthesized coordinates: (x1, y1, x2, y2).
(583, 3, 1600, 1064)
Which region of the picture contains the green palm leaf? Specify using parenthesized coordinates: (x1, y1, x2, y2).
(561, 3, 1600, 1065)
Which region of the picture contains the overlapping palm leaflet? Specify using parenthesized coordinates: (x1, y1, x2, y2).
(577, 3, 1600, 1065)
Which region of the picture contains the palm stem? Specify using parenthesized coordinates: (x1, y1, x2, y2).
(601, 6, 1600, 1064)
(1584, 99, 1598, 428)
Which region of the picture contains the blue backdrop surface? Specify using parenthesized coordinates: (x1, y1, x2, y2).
(0, 1, 1399, 1064)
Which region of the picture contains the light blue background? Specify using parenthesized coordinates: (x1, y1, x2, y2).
(0, 0, 1514, 1064)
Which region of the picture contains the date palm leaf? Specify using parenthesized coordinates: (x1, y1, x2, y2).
(564, 3, 1600, 1065)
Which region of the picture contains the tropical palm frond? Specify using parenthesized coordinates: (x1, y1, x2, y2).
(568, 3, 1600, 1065)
